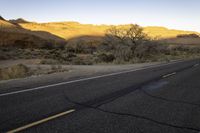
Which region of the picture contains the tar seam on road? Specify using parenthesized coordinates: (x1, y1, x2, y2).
(0, 60, 184, 97)
(7, 109, 75, 133)
(140, 89, 200, 108)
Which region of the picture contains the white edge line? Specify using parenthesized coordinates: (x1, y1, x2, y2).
(162, 72, 176, 78)
(0, 61, 184, 97)
(193, 64, 199, 67)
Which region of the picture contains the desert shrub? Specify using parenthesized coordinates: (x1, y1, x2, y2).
(67, 40, 96, 54)
(134, 42, 161, 59)
(51, 65, 61, 71)
(65, 45, 76, 53)
(42, 65, 67, 74)
(73, 41, 85, 53)
(60, 53, 76, 62)
(113, 45, 133, 62)
(40, 42, 55, 49)
(97, 53, 115, 63)
(40, 59, 61, 65)
(96, 43, 113, 53)
(71, 56, 93, 65)
(0, 64, 30, 80)
(14, 40, 34, 49)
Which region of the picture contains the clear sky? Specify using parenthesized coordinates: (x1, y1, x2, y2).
(0, 0, 200, 31)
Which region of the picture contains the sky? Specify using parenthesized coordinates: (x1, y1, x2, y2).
(0, 0, 200, 31)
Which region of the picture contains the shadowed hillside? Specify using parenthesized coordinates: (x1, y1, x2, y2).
(0, 17, 66, 48)
(0, 16, 5, 21)
(9, 18, 30, 24)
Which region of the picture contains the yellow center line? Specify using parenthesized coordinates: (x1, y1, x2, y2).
(7, 109, 75, 133)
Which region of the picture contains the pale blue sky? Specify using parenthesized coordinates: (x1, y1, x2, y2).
(0, 0, 200, 31)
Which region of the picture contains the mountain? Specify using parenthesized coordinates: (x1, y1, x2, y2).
(0, 16, 5, 20)
(9, 18, 30, 24)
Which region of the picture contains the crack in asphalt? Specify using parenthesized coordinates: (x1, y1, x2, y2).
(140, 89, 200, 108)
(43, 62, 200, 132)
(64, 95, 200, 132)
(60, 64, 200, 132)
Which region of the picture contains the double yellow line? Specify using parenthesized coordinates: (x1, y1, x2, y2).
(7, 109, 75, 133)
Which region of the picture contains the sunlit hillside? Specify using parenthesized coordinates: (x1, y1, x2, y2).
(144, 26, 200, 38)
(19, 21, 200, 40)
(20, 22, 109, 40)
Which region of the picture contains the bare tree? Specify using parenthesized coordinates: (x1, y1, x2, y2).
(105, 26, 128, 44)
(126, 24, 148, 50)
(105, 24, 148, 52)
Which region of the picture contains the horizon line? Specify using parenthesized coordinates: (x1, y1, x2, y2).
(2, 15, 200, 33)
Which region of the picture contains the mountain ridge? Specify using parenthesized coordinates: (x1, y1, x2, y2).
(18, 20, 200, 40)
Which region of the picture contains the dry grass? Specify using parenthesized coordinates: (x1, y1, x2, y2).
(0, 64, 30, 80)
(0, 63, 69, 81)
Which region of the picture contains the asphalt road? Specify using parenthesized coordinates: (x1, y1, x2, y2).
(1, 59, 200, 133)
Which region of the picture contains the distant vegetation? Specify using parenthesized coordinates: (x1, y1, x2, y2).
(0, 16, 200, 65)
(177, 34, 199, 38)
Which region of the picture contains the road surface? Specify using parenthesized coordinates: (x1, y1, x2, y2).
(1, 59, 200, 133)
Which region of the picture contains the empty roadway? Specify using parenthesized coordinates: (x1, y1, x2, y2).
(0, 59, 200, 133)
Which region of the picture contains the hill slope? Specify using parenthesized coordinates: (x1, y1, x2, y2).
(0, 18, 65, 48)
(19, 21, 200, 40)
(1, 17, 200, 46)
